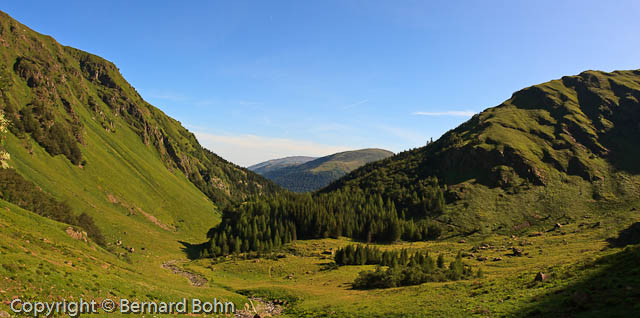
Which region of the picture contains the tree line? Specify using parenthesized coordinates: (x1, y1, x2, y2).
(201, 179, 446, 258)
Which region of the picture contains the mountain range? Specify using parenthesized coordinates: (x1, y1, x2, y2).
(249, 148, 393, 192)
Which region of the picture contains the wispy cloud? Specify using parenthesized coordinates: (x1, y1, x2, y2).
(193, 132, 353, 167)
(343, 99, 369, 109)
(413, 110, 477, 117)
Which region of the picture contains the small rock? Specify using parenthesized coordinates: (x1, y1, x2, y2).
(512, 247, 524, 257)
(129, 247, 135, 253)
(492, 257, 503, 261)
(115, 240, 122, 246)
(554, 223, 563, 229)
(458, 239, 466, 243)
(0, 310, 10, 318)
(534, 272, 548, 282)
(476, 256, 488, 261)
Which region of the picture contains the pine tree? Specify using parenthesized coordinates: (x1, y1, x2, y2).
(437, 254, 445, 269)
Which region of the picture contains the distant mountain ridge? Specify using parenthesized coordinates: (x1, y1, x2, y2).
(251, 148, 394, 192)
(249, 156, 317, 175)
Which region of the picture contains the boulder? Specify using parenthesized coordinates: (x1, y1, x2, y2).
(534, 272, 548, 282)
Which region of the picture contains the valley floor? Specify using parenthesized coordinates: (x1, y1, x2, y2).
(1, 200, 639, 317)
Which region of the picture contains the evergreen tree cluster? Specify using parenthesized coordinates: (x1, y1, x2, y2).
(346, 249, 476, 289)
(0, 168, 104, 245)
(334, 245, 435, 268)
(202, 185, 445, 258)
(326, 176, 446, 219)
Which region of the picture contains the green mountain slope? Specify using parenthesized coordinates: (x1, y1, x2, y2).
(324, 69, 640, 232)
(0, 9, 280, 260)
(0, 10, 279, 208)
(255, 148, 394, 192)
(248, 156, 317, 175)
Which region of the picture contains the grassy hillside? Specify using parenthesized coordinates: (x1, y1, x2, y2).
(0, 10, 279, 208)
(0, 10, 281, 316)
(324, 70, 640, 233)
(258, 149, 393, 192)
(0, 8, 286, 246)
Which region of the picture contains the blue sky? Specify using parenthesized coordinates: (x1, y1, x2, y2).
(3, 1, 640, 166)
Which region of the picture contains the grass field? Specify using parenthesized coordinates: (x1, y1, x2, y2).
(2, 176, 639, 318)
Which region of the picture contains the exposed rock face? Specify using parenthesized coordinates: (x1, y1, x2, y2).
(65, 226, 87, 242)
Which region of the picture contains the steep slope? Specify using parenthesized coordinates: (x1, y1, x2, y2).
(0, 11, 279, 208)
(257, 148, 393, 192)
(323, 70, 640, 232)
(249, 156, 317, 175)
(0, 10, 279, 257)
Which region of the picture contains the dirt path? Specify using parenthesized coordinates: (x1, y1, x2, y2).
(161, 260, 208, 287)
